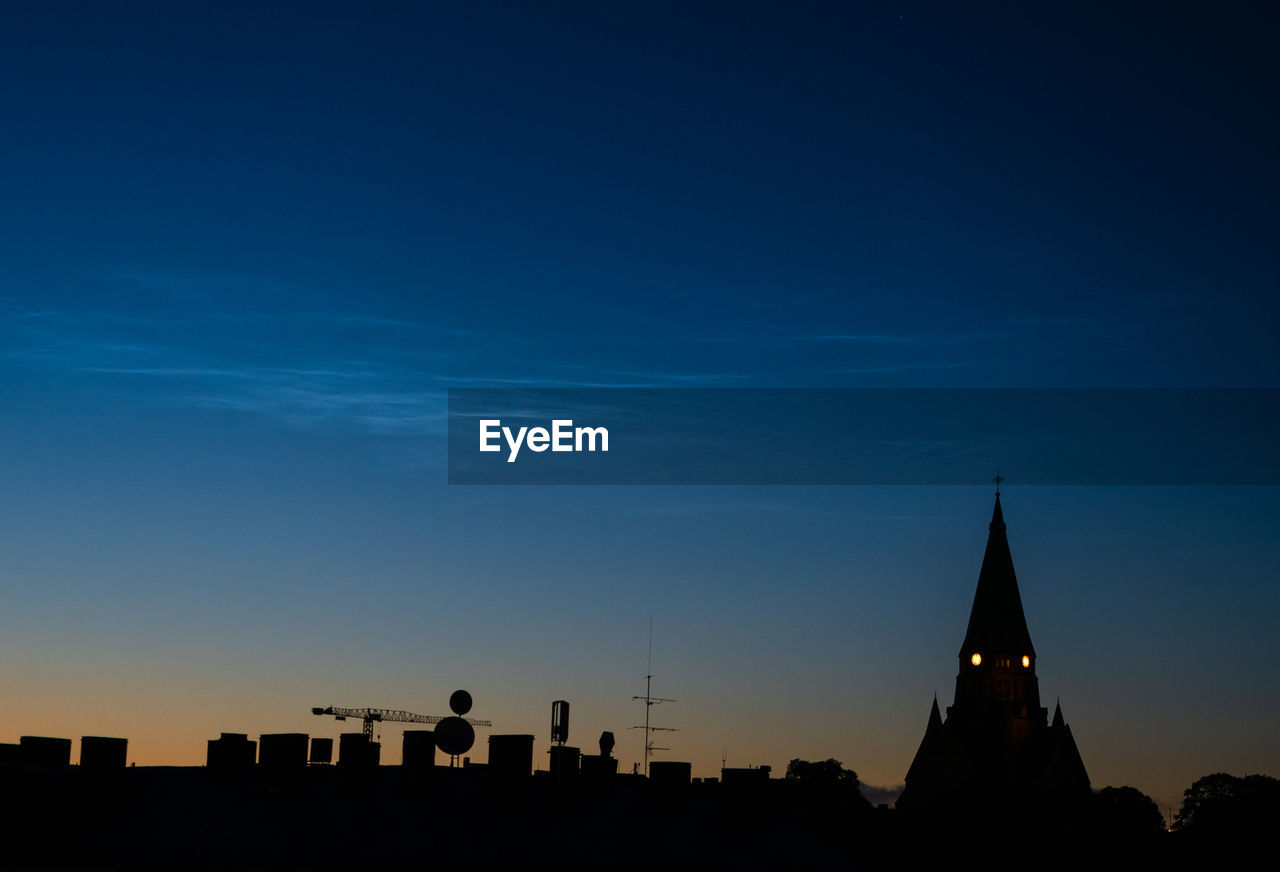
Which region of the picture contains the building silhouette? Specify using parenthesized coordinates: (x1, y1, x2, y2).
(898, 494, 1090, 820)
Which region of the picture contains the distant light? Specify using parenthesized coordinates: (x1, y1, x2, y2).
(1022, 655, 1031, 668)
(971, 653, 982, 666)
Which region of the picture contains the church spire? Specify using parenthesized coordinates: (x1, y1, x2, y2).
(928, 695, 943, 729)
(900, 492, 1089, 815)
(959, 493, 1035, 658)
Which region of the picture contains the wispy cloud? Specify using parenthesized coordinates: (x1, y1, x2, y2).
(4, 273, 761, 450)
(3, 268, 1133, 454)
(726, 314, 1121, 348)
(2, 281, 459, 442)
(806, 333, 921, 344)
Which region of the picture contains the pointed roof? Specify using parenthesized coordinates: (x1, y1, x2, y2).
(959, 494, 1036, 657)
(903, 697, 975, 798)
(1042, 699, 1091, 791)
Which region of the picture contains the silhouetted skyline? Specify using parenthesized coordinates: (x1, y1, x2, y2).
(1, 2, 1277, 817)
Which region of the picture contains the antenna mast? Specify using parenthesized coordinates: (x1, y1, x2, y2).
(631, 615, 676, 776)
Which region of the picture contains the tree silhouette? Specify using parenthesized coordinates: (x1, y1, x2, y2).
(1174, 772, 1280, 838)
(1093, 786, 1165, 838)
(784, 758, 869, 808)
(785, 757, 857, 787)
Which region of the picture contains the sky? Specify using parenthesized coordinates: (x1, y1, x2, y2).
(1, 2, 1277, 814)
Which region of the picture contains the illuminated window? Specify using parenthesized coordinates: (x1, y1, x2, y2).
(1021, 655, 1031, 668)
(970, 652, 982, 666)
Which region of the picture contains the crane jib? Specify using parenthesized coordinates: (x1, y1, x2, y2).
(311, 705, 493, 740)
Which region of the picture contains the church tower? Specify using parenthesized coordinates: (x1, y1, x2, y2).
(898, 494, 1089, 816)
(950, 494, 1045, 740)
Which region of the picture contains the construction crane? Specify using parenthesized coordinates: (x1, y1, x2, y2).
(311, 706, 492, 740)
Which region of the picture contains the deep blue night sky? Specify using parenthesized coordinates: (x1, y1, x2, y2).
(1, 2, 1277, 809)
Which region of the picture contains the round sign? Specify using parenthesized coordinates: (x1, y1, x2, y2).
(434, 716, 475, 756)
(449, 689, 473, 716)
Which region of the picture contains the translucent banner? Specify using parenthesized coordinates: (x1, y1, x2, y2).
(447, 389, 1279, 485)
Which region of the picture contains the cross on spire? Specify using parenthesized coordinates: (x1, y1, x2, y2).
(993, 470, 1004, 495)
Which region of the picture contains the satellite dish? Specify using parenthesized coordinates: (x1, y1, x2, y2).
(435, 716, 475, 756)
(449, 689, 473, 716)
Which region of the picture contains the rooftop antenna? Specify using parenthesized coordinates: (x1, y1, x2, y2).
(551, 699, 570, 746)
(631, 615, 677, 776)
